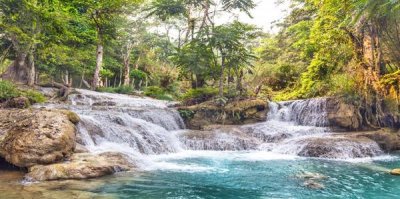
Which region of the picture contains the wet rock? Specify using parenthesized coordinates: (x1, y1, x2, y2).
(59, 110, 80, 124)
(296, 172, 327, 181)
(390, 169, 400, 176)
(179, 125, 261, 150)
(303, 180, 325, 189)
(26, 152, 133, 181)
(74, 143, 89, 153)
(4, 97, 30, 108)
(0, 109, 76, 167)
(92, 101, 116, 106)
(292, 136, 383, 159)
(326, 98, 362, 130)
(352, 129, 400, 152)
(179, 99, 267, 129)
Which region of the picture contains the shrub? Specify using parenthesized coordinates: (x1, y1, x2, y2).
(178, 109, 195, 120)
(114, 86, 134, 94)
(96, 87, 117, 93)
(144, 86, 174, 101)
(0, 80, 46, 104)
(97, 86, 134, 94)
(0, 80, 19, 101)
(21, 89, 46, 103)
(181, 87, 218, 104)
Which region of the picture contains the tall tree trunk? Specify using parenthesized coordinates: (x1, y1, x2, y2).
(1, 52, 28, 83)
(236, 69, 243, 94)
(92, 39, 104, 90)
(123, 43, 133, 86)
(123, 56, 131, 86)
(27, 52, 35, 86)
(219, 54, 225, 98)
(134, 56, 141, 70)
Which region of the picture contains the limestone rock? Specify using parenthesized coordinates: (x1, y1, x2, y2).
(179, 99, 267, 129)
(353, 129, 400, 152)
(59, 110, 80, 124)
(390, 169, 400, 176)
(179, 125, 261, 150)
(26, 152, 133, 181)
(0, 109, 76, 167)
(294, 136, 383, 158)
(326, 98, 362, 130)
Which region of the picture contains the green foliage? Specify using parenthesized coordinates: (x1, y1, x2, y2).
(0, 80, 46, 103)
(144, 86, 174, 101)
(21, 89, 47, 103)
(130, 69, 147, 81)
(178, 109, 195, 120)
(0, 80, 20, 101)
(97, 86, 134, 94)
(181, 87, 219, 102)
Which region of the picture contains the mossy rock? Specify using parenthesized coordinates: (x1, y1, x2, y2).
(60, 110, 80, 124)
(178, 99, 268, 129)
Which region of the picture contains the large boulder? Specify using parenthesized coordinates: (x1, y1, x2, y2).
(290, 136, 383, 159)
(179, 99, 267, 130)
(0, 109, 76, 167)
(25, 152, 133, 181)
(352, 129, 400, 152)
(326, 98, 362, 130)
(179, 125, 261, 150)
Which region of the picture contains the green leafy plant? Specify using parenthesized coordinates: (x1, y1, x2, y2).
(178, 109, 195, 120)
(21, 90, 47, 103)
(144, 86, 174, 101)
(0, 80, 20, 101)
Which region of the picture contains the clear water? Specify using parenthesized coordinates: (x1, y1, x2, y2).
(91, 151, 400, 199)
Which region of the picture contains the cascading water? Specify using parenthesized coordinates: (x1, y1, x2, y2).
(25, 89, 400, 199)
(179, 98, 383, 158)
(37, 90, 384, 163)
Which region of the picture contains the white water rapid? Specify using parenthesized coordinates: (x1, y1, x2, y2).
(37, 90, 385, 168)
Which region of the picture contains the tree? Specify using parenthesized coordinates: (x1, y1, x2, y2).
(210, 21, 257, 97)
(72, 0, 143, 89)
(0, 0, 70, 86)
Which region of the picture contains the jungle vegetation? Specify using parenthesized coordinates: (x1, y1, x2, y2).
(0, 0, 399, 123)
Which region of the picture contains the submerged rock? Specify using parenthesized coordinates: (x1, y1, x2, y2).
(26, 152, 133, 181)
(0, 109, 76, 167)
(390, 169, 400, 176)
(303, 180, 325, 189)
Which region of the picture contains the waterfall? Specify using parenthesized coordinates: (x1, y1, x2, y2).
(36, 89, 385, 161)
(267, 98, 329, 126)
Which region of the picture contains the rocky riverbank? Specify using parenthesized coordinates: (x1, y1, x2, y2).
(0, 108, 134, 182)
(0, 89, 399, 183)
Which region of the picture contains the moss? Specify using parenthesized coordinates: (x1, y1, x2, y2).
(224, 99, 267, 112)
(61, 110, 80, 124)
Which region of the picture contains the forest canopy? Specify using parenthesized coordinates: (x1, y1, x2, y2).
(0, 0, 399, 117)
